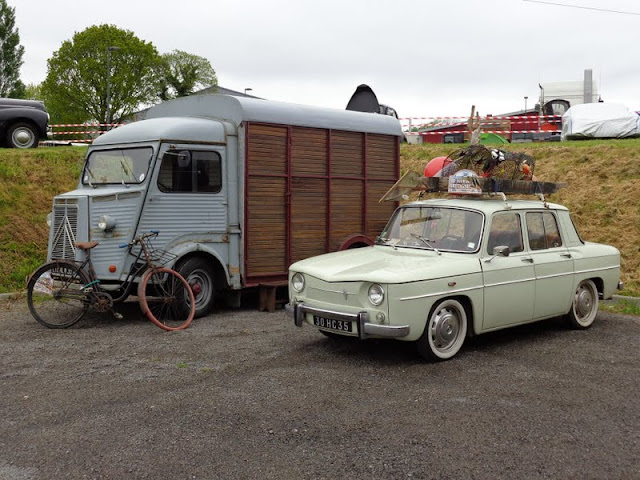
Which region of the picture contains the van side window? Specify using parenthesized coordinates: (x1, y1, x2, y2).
(157, 150, 222, 193)
(526, 212, 563, 250)
(487, 212, 523, 254)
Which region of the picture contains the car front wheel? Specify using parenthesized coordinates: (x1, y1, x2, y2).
(567, 279, 598, 329)
(417, 298, 467, 361)
(7, 122, 38, 148)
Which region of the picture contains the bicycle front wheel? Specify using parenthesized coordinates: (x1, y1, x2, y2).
(138, 267, 195, 331)
(27, 261, 91, 328)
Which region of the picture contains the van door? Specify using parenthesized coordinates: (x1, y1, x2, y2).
(137, 145, 228, 253)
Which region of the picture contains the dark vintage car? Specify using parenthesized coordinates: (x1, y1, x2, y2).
(0, 98, 50, 148)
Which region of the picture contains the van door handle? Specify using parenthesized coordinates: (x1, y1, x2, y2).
(561, 253, 572, 258)
(521, 258, 534, 263)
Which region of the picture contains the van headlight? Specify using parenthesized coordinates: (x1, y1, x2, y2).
(98, 215, 116, 232)
(291, 273, 305, 293)
(368, 284, 385, 306)
(46, 212, 52, 227)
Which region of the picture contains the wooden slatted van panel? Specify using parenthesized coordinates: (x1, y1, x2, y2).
(329, 179, 364, 250)
(366, 133, 399, 239)
(290, 177, 327, 264)
(366, 180, 397, 239)
(330, 131, 364, 177)
(246, 124, 288, 279)
(291, 127, 327, 176)
(366, 134, 397, 179)
(290, 127, 328, 264)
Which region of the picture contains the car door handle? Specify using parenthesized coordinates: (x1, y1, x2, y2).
(561, 253, 572, 258)
(521, 258, 534, 263)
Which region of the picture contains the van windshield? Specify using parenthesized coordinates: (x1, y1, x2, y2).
(377, 206, 484, 253)
(83, 147, 153, 185)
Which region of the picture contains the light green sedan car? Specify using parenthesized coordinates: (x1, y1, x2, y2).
(286, 197, 622, 361)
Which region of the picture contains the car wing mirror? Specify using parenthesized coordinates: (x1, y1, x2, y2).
(485, 245, 510, 263)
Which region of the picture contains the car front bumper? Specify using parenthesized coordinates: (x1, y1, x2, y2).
(286, 301, 410, 340)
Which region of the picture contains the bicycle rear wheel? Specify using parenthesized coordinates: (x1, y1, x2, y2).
(138, 267, 195, 331)
(27, 261, 91, 328)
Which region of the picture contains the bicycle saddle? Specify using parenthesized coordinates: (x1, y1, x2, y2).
(75, 241, 99, 250)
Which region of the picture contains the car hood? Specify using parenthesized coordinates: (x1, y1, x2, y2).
(290, 245, 481, 284)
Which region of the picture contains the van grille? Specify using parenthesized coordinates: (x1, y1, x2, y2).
(51, 204, 78, 259)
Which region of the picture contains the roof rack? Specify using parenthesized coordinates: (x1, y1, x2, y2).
(380, 171, 566, 203)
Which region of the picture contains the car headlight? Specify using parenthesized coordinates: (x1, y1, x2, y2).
(46, 212, 52, 227)
(98, 215, 116, 231)
(291, 272, 305, 293)
(368, 284, 385, 306)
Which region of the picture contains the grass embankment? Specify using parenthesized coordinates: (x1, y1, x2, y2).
(0, 140, 638, 298)
(0, 147, 86, 293)
(402, 139, 640, 297)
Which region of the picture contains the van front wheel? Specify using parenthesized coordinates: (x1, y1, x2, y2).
(177, 258, 215, 317)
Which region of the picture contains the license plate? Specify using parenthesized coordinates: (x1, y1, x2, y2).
(313, 315, 353, 333)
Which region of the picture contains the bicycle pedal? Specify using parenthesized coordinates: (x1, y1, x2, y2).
(112, 312, 124, 320)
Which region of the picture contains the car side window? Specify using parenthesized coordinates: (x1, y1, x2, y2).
(157, 150, 222, 193)
(526, 212, 563, 250)
(487, 212, 523, 254)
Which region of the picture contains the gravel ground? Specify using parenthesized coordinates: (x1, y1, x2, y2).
(1, 296, 639, 480)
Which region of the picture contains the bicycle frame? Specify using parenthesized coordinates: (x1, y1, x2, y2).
(57, 243, 151, 306)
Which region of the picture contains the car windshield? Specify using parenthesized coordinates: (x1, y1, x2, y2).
(377, 206, 484, 253)
(83, 147, 152, 185)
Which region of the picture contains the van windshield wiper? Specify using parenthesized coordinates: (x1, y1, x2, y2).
(84, 165, 96, 188)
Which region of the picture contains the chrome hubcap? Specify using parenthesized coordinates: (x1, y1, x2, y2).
(13, 128, 35, 148)
(431, 308, 460, 350)
(575, 286, 594, 319)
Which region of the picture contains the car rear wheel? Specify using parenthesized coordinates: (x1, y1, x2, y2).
(417, 299, 467, 361)
(7, 122, 38, 148)
(567, 279, 598, 329)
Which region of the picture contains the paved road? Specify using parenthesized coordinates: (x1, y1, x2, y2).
(1, 298, 639, 479)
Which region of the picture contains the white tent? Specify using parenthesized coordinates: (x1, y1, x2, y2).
(562, 103, 640, 140)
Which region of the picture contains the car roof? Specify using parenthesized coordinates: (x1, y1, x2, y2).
(402, 197, 568, 214)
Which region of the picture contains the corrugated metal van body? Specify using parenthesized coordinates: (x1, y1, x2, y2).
(89, 191, 144, 279)
(244, 122, 399, 286)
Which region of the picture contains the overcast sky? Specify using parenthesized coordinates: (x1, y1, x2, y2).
(14, 0, 640, 122)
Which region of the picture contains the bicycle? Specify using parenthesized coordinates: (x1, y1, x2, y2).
(26, 231, 195, 331)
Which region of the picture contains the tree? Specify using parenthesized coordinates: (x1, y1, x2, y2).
(159, 50, 217, 101)
(0, 0, 25, 97)
(40, 24, 164, 124)
(23, 82, 42, 100)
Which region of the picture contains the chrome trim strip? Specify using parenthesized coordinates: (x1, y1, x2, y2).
(309, 286, 357, 296)
(574, 265, 620, 275)
(399, 285, 483, 302)
(484, 278, 536, 288)
(535, 272, 574, 280)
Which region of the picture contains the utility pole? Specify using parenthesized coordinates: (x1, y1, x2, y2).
(105, 46, 121, 127)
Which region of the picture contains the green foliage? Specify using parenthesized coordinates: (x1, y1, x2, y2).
(23, 82, 43, 100)
(40, 24, 164, 124)
(601, 299, 640, 316)
(159, 49, 217, 100)
(0, 0, 25, 97)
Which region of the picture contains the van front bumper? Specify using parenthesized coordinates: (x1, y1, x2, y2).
(286, 301, 410, 340)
